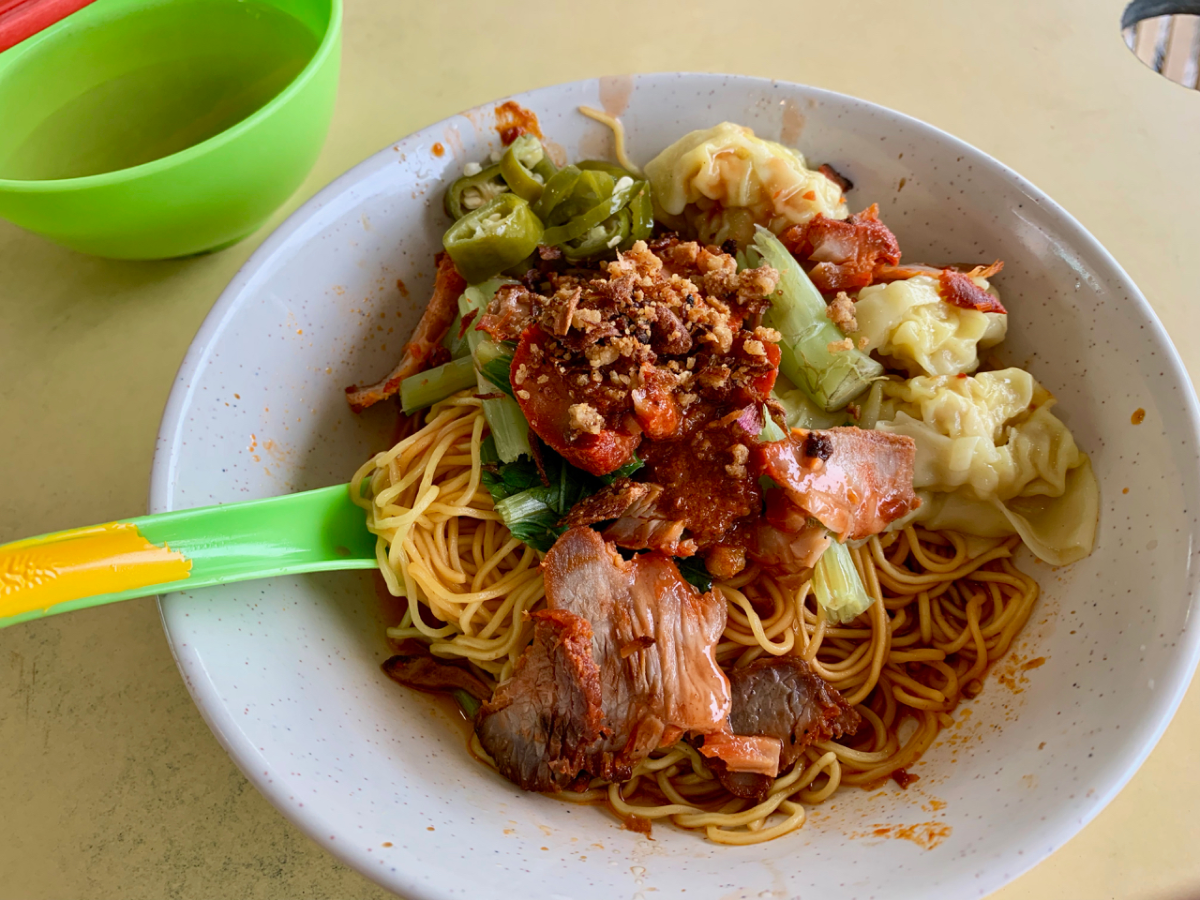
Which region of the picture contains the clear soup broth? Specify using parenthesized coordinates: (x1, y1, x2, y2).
(0, 0, 319, 181)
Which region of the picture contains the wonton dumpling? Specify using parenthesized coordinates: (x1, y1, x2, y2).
(643, 122, 847, 245)
(878, 368, 1099, 564)
(906, 459, 1099, 566)
(877, 368, 1080, 501)
(853, 275, 1007, 377)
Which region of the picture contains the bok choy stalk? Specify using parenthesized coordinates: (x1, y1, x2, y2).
(771, 380, 848, 431)
(473, 338, 516, 397)
(400, 356, 478, 414)
(460, 279, 530, 462)
(753, 226, 883, 412)
(452, 688, 482, 718)
(758, 403, 787, 443)
(812, 539, 876, 624)
(441, 309, 472, 360)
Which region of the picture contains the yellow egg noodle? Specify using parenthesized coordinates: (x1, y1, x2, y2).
(352, 393, 1039, 844)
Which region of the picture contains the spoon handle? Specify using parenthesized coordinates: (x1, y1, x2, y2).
(0, 484, 378, 629)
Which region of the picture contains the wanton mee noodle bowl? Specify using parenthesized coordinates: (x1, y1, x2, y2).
(151, 74, 1200, 900)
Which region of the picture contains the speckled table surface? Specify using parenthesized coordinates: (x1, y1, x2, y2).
(2, 1, 1198, 897)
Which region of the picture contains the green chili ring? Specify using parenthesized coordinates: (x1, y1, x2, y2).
(561, 208, 632, 260)
(532, 155, 558, 182)
(625, 184, 654, 246)
(443, 193, 545, 284)
(542, 178, 641, 246)
(444, 164, 509, 220)
(500, 150, 544, 203)
(532, 165, 581, 221)
(499, 135, 547, 203)
(577, 160, 636, 179)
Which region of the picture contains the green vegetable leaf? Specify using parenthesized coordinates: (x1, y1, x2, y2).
(600, 453, 644, 484)
(478, 436, 542, 502)
(484, 440, 611, 552)
(494, 487, 566, 551)
(476, 339, 516, 398)
(442, 310, 471, 360)
(674, 555, 714, 592)
(461, 279, 530, 463)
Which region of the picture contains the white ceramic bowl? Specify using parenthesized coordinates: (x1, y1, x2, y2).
(151, 74, 1200, 900)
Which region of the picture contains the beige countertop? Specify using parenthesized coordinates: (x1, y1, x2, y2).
(2, 1, 1198, 897)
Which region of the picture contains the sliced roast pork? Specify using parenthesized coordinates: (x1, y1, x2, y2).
(560, 479, 693, 556)
(698, 657, 861, 800)
(475, 610, 604, 792)
(752, 427, 920, 541)
(382, 639, 493, 703)
(475, 527, 731, 791)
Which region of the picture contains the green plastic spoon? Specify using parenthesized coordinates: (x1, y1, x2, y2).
(0, 485, 378, 629)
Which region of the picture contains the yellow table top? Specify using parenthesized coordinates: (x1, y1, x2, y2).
(2, 1, 1198, 896)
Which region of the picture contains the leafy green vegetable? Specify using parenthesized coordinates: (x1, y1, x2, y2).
(478, 436, 542, 500)
(442, 309, 471, 360)
(600, 453, 644, 484)
(674, 555, 714, 592)
(481, 437, 603, 552)
(479, 444, 708, 587)
(754, 226, 883, 412)
(812, 539, 876, 625)
(493, 489, 569, 551)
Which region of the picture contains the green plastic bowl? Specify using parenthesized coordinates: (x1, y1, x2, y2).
(0, 0, 340, 259)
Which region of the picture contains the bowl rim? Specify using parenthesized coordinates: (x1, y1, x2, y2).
(0, 0, 342, 192)
(150, 72, 1200, 900)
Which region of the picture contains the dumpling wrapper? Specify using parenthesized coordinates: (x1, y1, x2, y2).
(643, 122, 847, 245)
(877, 368, 1082, 501)
(853, 275, 1007, 377)
(878, 368, 1099, 565)
(902, 456, 1099, 566)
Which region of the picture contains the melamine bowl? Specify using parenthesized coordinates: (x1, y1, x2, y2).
(152, 73, 1200, 900)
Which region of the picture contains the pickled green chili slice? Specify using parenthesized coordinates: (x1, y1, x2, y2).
(544, 170, 616, 227)
(562, 208, 631, 260)
(508, 134, 544, 168)
(532, 154, 558, 182)
(542, 174, 639, 245)
(626, 182, 654, 245)
(577, 159, 636, 179)
(443, 193, 544, 284)
(444, 164, 509, 220)
(535, 166, 580, 220)
(565, 170, 614, 212)
(533, 165, 581, 220)
(499, 135, 546, 204)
